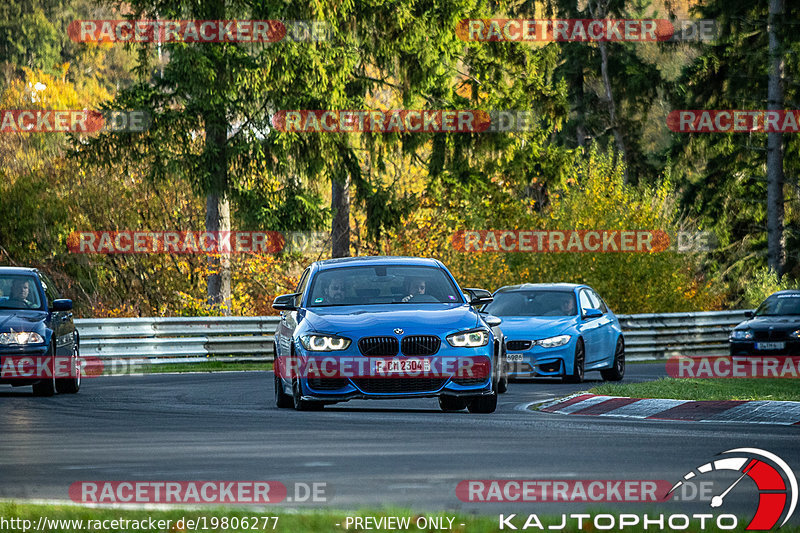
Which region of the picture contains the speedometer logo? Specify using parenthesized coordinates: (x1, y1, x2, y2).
(668, 448, 797, 530)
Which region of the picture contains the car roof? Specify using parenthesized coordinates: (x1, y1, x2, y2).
(312, 256, 444, 271)
(495, 283, 585, 293)
(0, 267, 39, 276)
(769, 289, 800, 296)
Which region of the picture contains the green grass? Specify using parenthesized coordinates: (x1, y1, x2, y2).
(2, 503, 797, 533)
(138, 361, 272, 374)
(590, 377, 800, 401)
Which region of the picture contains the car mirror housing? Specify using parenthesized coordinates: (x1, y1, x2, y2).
(273, 293, 299, 311)
(744, 310, 754, 318)
(52, 299, 73, 311)
(582, 308, 603, 319)
(465, 288, 493, 306)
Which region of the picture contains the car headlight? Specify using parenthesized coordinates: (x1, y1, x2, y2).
(730, 329, 753, 340)
(300, 334, 351, 351)
(447, 329, 490, 348)
(536, 334, 571, 348)
(789, 330, 800, 339)
(0, 331, 45, 345)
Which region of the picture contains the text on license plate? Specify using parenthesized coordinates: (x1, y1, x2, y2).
(756, 342, 785, 350)
(374, 359, 431, 373)
(507, 353, 524, 362)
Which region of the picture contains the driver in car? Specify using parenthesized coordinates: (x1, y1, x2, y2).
(324, 279, 347, 304)
(7, 279, 33, 308)
(559, 296, 576, 315)
(401, 278, 427, 302)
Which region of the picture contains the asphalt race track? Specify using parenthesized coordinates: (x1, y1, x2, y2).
(1, 363, 798, 524)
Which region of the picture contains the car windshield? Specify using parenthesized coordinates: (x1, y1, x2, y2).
(484, 290, 577, 317)
(307, 265, 463, 307)
(0, 274, 43, 310)
(754, 294, 800, 316)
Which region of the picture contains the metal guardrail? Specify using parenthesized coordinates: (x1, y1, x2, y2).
(75, 310, 750, 365)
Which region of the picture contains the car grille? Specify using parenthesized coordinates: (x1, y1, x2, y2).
(307, 377, 350, 391)
(752, 330, 789, 341)
(401, 335, 440, 356)
(352, 378, 447, 394)
(451, 376, 489, 386)
(507, 340, 532, 351)
(358, 336, 399, 356)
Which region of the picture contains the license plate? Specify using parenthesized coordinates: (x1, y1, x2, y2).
(507, 353, 524, 362)
(374, 359, 431, 374)
(756, 342, 785, 350)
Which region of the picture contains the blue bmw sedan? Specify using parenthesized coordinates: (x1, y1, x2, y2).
(272, 256, 502, 412)
(483, 283, 625, 383)
(0, 267, 80, 395)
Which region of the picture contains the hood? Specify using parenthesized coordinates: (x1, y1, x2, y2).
(302, 304, 479, 337)
(736, 315, 800, 331)
(496, 316, 576, 339)
(0, 309, 48, 334)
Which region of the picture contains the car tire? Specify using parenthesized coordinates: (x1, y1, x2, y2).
(56, 340, 81, 394)
(32, 345, 56, 397)
(275, 372, 293, 408)
(563, 338, 585, 384)
(601, 337, 625, 382)
(292, 378, 323, 411)
(438, 396, 467, 412)
(467, 392, 497, 413)
(496, 345, 509, 394)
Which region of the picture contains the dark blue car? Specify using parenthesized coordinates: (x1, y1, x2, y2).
(483, 283, 625, 383)
(272, 256, 503, 412)
(0, 267, 80, 395)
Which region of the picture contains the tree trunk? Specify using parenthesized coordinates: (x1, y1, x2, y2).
(331, 176, 351, 258)
(766, 0, 785, 277)
(206, 194, 232, 313)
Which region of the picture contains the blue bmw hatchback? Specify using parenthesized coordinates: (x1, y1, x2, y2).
(483, 283, 625, 383)
(272, 256, 503, 412)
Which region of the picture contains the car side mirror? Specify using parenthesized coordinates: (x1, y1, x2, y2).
(744, 310, 754, 318)
(482, 314, 502, 327)
(52, 299, 73, 311)
(465, 288, 493, 306)
(273, 293, 299, 311)
(582, 308, 603, 319)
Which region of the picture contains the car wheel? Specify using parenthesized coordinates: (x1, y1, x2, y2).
(275, 372, 293, 408)
(56, 341, 81, 394)
(496, 345, 509, 394)
(292, 378, 323, 411)
(563, 338, 585, 384)
(467, 392, 497, 413)
(438, 396, 467, 412)
(601, 337, 625, 381)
